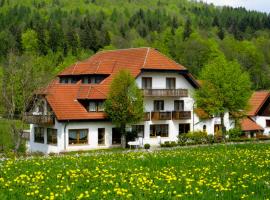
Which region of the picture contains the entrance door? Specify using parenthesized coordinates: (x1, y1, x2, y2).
(98, 128, 105, 145)
(112, 128, 121, 145)
(214, 124, 222, 136)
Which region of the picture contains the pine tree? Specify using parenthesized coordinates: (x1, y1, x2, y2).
(183, 18, 192, 41)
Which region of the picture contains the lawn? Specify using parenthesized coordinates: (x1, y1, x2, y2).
(0, 143, 270, 199)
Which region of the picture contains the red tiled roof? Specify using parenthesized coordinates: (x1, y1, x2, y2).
(247, 91, 270, 116)
(240, 117, 263, 132)
(44, 47, 197, 121)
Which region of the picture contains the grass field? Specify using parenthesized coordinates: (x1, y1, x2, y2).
(0, 143, 270, 199)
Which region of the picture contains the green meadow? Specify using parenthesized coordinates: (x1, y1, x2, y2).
(0, 143, 269, 199)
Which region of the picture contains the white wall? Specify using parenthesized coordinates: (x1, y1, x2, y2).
(194, 113, 235, 135)
(136, 72, 194, 92)
(29, 120, 64, 153)
(253, 116, 270, 135)
(29, 120, 118, 154)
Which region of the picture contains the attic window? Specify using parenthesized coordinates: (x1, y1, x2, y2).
(89, 101, 104, 112)
(59, 77, 79, 84)
(82, 75, 107, 84)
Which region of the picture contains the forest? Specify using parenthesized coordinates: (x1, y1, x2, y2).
(0, 0, 270, 99)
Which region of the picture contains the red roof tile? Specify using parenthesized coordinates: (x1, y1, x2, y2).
(44, 47, 197, 121)
(247, 91, 270, 116)
(240, 117, 263, 132)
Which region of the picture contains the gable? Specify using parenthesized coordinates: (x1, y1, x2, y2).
(247, 91, 270, 116)
(257, 97, 270, 116)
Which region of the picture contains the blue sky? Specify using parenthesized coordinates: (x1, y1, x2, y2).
(201, 0, 270, 13)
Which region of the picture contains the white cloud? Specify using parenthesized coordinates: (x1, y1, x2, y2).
(201, 0, 270, 13)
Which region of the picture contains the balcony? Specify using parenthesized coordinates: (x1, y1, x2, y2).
(24, 113, 55, 125)
(142, 89, 188, 97)
(144, 111, 192, 121)
(144, 112, 150, 121)
(172, 111, 191, 120)
(151, 112, 172, 120)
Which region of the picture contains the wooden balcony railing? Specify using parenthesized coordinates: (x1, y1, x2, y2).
(172, 111, 191, 120)
(144, 112, 150, 121)
(142, 89, 188, 97)
(151, 111, 172, 120)
(144, 111, 192, 121)
(24, 113, 55, 125)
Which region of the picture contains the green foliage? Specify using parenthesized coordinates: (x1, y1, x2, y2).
(0, 119, 28, 152)
(177, 133, 188, 145)
(144, 143, 150, 149)
(183, 18, 192, 41)
(194, 56, 252, 134)
(226, 128, 243, 139)
(21, 29, 39, 53)
(161, 141, 177, 148)
(104, 70, 144, 133)
(186, 131, 208, 144)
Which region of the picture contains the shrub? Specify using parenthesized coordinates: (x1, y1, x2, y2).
(170, 141, 177, 147)
(178, 133, 188, 145)
(227, 128, 243, 139)
(144, 143, 150, 149)
(206, 135, 215, 144)
(186, 131, 208, 144)
(214, 135, 223, 143)
(229, 138, 258, 142)
(161, 141, 177, 148)
(256, 134, 270, 140)
(164, 141, 171, 147)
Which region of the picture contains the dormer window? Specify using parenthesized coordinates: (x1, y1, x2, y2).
(59, 76, 79, 84)
(82, 75, 107, 84)
(89, 101, 104, 112)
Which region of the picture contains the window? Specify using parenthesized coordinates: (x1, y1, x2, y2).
(154, 100, 164, 111)
(150, 124, 169, 137)
(98, 102, 104, 111)
(98, 128, 105, 145)
(112, 128, 121, 144)
(132, 125, 144, 137)
(69, 129, 88, 145)
(82, 76, 106, 84)
(142, 77, 152, 89)
(88, 101, 104, 112)
(89, 102, 97, 112)
(203, 125, 207, 132)
(95, 76, 103, 84)
(166, 78, 176, 89)
(47, 128, 57, 145)
(174, 100, 184, 111)
(179, 124, 190, 134)
(266, 120, 270, 127)
(71, 77, 78, 84)
(60, 77, 69, 84)
(59, 77, 78, 84)
(34, 127, 44, 143)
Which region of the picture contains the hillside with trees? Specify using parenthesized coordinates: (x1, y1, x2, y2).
(1, 0, 270, 115)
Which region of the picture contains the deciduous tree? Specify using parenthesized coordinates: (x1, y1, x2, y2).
(104, 70, 144, 148)
(194, 56, 252, 137)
